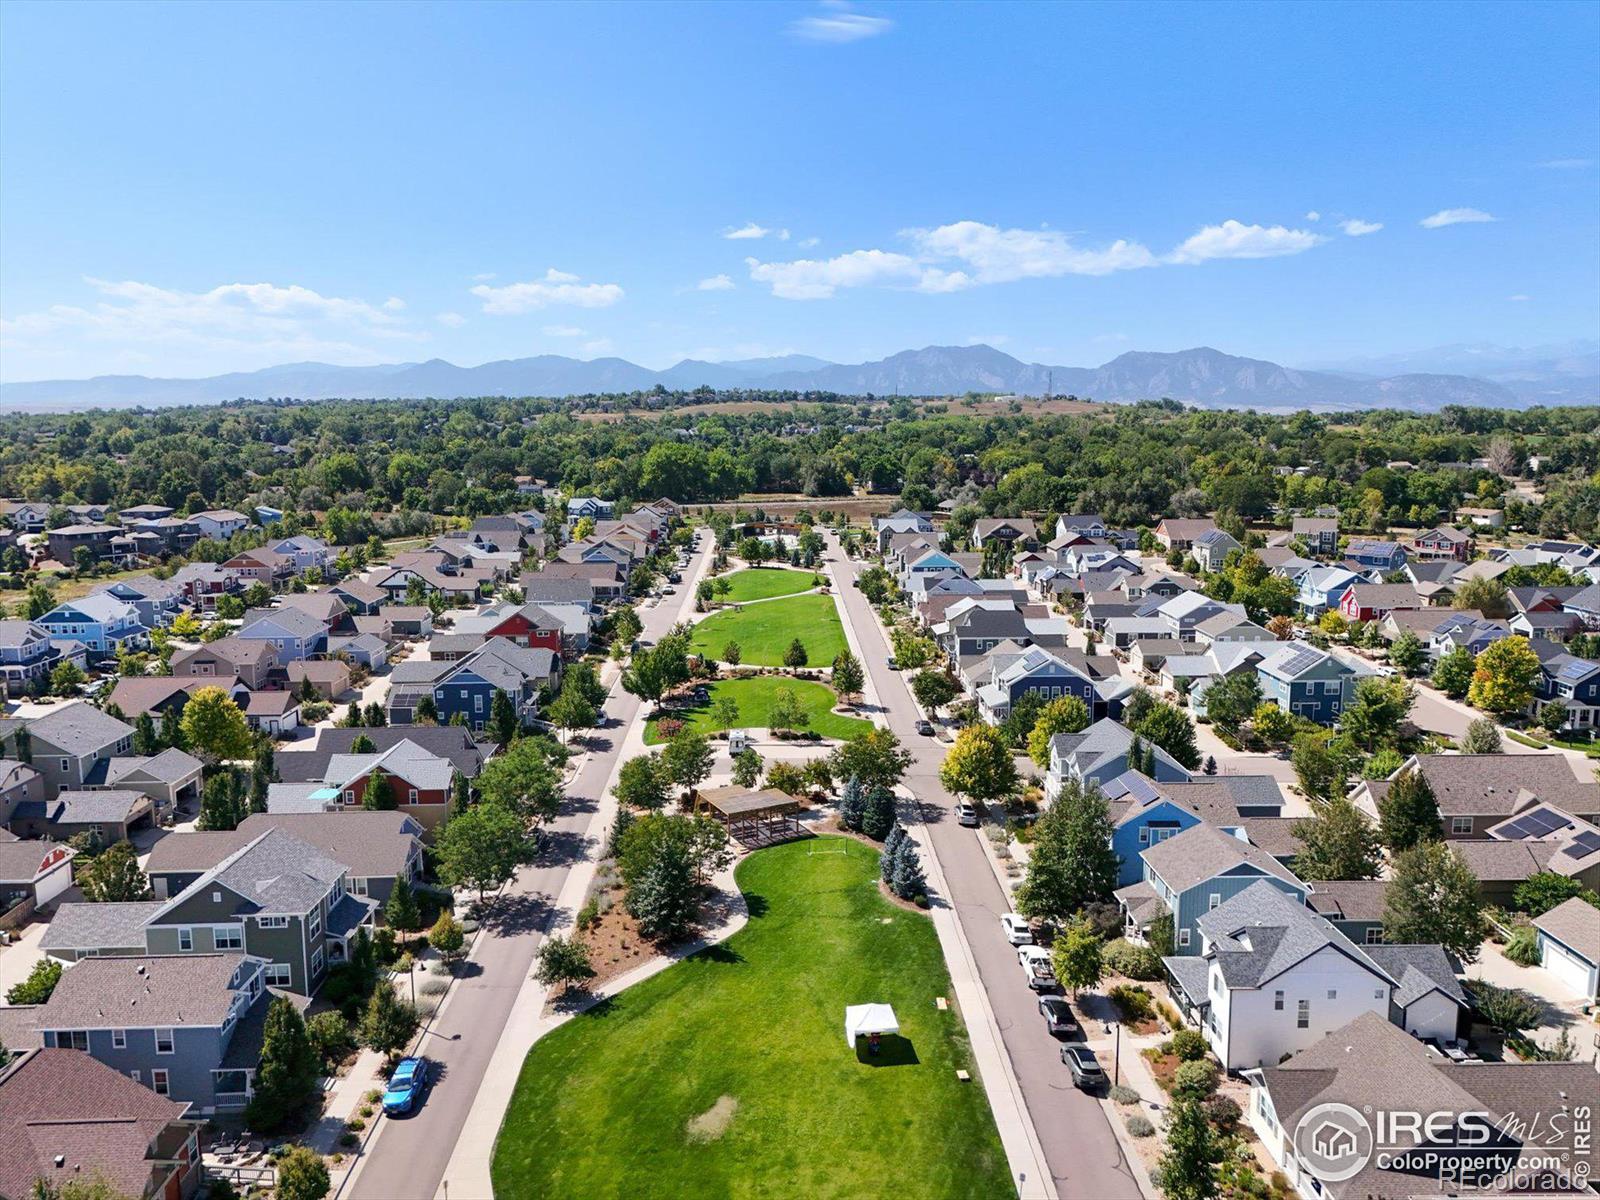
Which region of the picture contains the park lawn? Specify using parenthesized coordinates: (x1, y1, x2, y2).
(716, 566, 822, 604)
(490, 839, 1007, 1200)
(643, 675, 874, 744)
(689, 593, 847, 667)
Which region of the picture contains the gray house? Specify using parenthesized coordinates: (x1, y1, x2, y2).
(21, 703, 135, 799)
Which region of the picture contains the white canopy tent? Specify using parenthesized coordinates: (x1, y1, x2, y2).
(843, 1003, 900, 1048)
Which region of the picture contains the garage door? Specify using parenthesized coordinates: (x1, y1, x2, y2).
(1542, 937, 1597, 999)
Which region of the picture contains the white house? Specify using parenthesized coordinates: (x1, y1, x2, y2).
(189, 509, 251, 541)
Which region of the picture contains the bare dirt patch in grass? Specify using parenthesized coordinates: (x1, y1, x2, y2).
(685, 1094, 739, 1143)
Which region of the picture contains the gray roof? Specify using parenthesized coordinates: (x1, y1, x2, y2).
(325, 739, 456, 792)
(34, 954, 253, 1027)
(26, 790, 151, 826)
(1305, 879, 1389, 923)
(26, 703, 133, 756)
(1049, 718, 1189, 781)
(152, 828, 344, 919)
(1141, 823, 1304, 894)
(1363, 944, 1469, 1010)
(40, 901, 165, 952)
(1113, 880, 1164, 925)
(1162, 953, 1212, 1004)
(0, 619, 49, 648)
(1533, 896, 1600, 964)
(104, 748, 204, 785)
(1195, 880, 1390, 991)
(327, 891, 377, 938)
(240, 607, 327, 638)
(279, 726, 488, 782)
(1376, 755, 1600, 819)
(220, 987, 310, 1069)
(239, 812, 422, 878)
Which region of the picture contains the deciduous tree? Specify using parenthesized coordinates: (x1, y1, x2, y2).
(1384, 841, 1488, 962)
(1016, 778, 1118, 920)
(938, 724, 1018, 803)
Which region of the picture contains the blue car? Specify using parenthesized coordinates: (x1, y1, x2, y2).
(381, 1056, 429, 1115)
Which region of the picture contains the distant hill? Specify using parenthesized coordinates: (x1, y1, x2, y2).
(4, 342, 1586, 413)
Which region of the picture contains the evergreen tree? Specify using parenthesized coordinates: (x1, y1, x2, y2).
(77, 842, 152, 902)
(490, 689, 520, 743)
(624, 839, 698, 941)
(1378, 766, 1442, 852)
(362, 767, 397, 811)
(451, 772, 472, 815)
(384, 877, 420, 932)
(198, 770, 244, 831)
(881, 825, 905, 883)
(890, 837, 926, 901)
(415, 693, 439, 724)
(364, 700, 387, 728)
(133, 712, 160, 756)
(246, 996, 320, 1131)
(1461, 716, 1504, 753)
(1016, 778, 1118, 921)
(12, 725, 29, 764)
(861, 785, 897, 841)
(351, 733, 376, 754)
(838, 775, 867, 831)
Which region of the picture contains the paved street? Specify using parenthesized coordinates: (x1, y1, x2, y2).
(827, 533, 1144, 1200)
(345, 537, 709, 1200)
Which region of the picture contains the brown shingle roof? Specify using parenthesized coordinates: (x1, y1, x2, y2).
(1533, 896, 1600, 964)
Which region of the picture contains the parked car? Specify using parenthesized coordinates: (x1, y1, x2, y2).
(885, 656, 899, 670)
(381, 1056, 430, 1115)
(1000, 912, 1033, 945)
(1061, 1044, 1106, 1092)
(915, 719, 935, 736)
(1038, 995, 1078, 1038)
(955, 801, 979, 827)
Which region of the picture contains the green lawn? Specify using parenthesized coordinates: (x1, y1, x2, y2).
(490, 839, 1007, 1200)
(716, 566, 822, 603)
(644, 675, 874, 744)
(689, 593, 848, 667)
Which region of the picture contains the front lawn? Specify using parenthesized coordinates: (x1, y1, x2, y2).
(716, 566, 822, 604)
(490, 839, 1007, 1200)
(644, 675, 874, 744)
(689, 593, 848, 667)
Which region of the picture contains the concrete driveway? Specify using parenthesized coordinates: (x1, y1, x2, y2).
(1468, 940, 1599, 1058)
(0, 920, 50, 998)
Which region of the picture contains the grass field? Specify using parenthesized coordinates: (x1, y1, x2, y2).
(644, 676, 873, 744)
(490, 839, 1007, 1200)
(688, 593, 847, 667)
(716, 566, 822, 604)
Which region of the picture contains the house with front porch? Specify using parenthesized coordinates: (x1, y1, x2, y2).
(1410, 525, 1474, 563)
(1533, 648, 1600, 732)
(1256, 643, 1358, 725)
(37, 594, 147, 660)
(1191, 528, 1243, 574)
(1338, 582, 1425, 624)
(0, 619, 60, 694)
(974, 645, 1124, 726)
(1295, 566, 1362, 617)
(1290, 517, 1339, 557)
(93, 576, 185, 628)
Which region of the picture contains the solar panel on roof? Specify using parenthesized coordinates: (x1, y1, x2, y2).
(1278, 647, 1324, 675)
(1560, 660, 1595, 679)
(1569, 831, 1600, 859)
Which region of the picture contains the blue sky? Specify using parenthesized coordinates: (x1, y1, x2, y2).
(2, 0, 1596, 382)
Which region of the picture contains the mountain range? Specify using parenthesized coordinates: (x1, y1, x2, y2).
(2, 343, 1595, 413)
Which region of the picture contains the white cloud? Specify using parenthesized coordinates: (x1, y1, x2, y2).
(723, 222, 773, 240)
(798, 236, 821, 248)
(697, 274, 736, 291)
(582, 338, 615, 356)
(1508, 294, 1531, 302)
(787, 3, 892, 43)
(435, 311, 467, 328)
(542, 324, 587, 337)
(382, 296, 406, 311)
(1538, 158, 1594, 169)
(470, 269, 624, 313)
(471, 272, 497, 282)
(1166, 220, 1326, 264)
(907, 220, 1158, 285)
(1339, 218, 1383, 237)
(1305, 211, 1322, 222)
(0, 277, 422, 378)
(1420, 207, 1496, 229)
(745, 249, 925, 300)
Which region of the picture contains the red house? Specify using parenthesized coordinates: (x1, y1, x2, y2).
(1410, 526, 1474, 563)
(325, 740, 457, 832)
(484, 603, 565, 656)
(1339, 583, 1426, 623)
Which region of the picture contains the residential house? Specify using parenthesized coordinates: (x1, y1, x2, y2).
(105, 676, 247, 723)
(330, 578, 387, 615)
(1295, 566, 1363, 617)
(0, 839, 75, 914)
(1565, 583, 1600, 631)
(126, 517, 201, 557)
(1338, 582, 1425, 624)
(188, 510, 250, 541)
(46, 523, 124, 566)
(0, 1047, 203, 1200)
(290, 741, 456, 835)
(1191, 528, 1243, 573)
(1426, 613, 1509, 661)
(327, 632, 389, 671)
(1344, 538, 1408, 571)
(1129, 823, 1307, 954)
(245, 690, 301, 736)
(0, 759, 45, 829)
(970, 517, 1038, 549)
(534, 561, 626, 602)
(1290, 517, 1339, 557)
(1161, 643, 1272, 712)
(0, 619, 60, 693)
(267, 535, 334, 572)
(1456, 506, 1505, 529)
(376, 605, 435, 638)
(94, 576, 185, 628)
(1304, 879, 1390, 946)
(566, 496, 613, 521)
(235, 607, 328, 665)
(223, 548, 294, 589)
(1044, 718, 1190, 802)
(169, 562, 235, 612)
(477, 602, 566, 655)
(9, 789, 155, 842)
(1154, 518, 1220, 553)
(37, 594, 147, 659)
(272, 592, 348, 632)
(170, 638, 277, 690)
(1256, 643, 1359, 724)
(286, 659, 351, 701)
(1410, 525, 1474, 563)
(279, 726, 488, 794)
(1351, 754, 1600, 839)
(1532, 897, 1600, 1001)
(1055, 514, 1108, 540)
(85, 749, 205, 816)
(1509, 607, 1582, 643)
(385, 639, 558, 732)
(0, 499, 51, 533)
(518, 574, 600, 613)
(21, 703, 135, 798)
(1533, 648, 1600, 731)
(973, 645, 1125, 726)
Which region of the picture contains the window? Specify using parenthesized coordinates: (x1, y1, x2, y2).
(54, 1030, 89, 1051)
(155, 1028, 175, 1054)
(211, 891, 222, 903)
(112, 1028, 126, 1049)
(351, 877, 368, 897)
(1327, 989, 1338, 1000)
(1274, 990, 1284, 1011)
(1365, 928, 1384, 944)
(1208, 893, 1222, 910)
(344, 789, 356, 805)
(152, 1069, 170, 1096)
(1374, 988, 1385, 1000)
(1297, 999, 1310, 1029)
(1139, 829, 1150, 846)
(265, 962, 292, 986)
(408, 788, 418, 805)
(308, 907, 321, 938)
(128, 1070, 141, 1083)
(60, 758, 70, 772)
(178, 928, 193, 951)
(1451, 816, 1473, 835)
(1177, 928, 1191, 947)
(311, 946, 325, 975)
(215, 927, 243, 951)
(257, 915, 288, 929)
(474, 694, 484, 713)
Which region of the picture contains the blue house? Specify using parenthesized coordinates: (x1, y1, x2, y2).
(235, 608, 328, 665)
(1535, 650, 1600, 733)
(1105, 777, 1206, 886)
(1102, 772, 1287, 886)
(1044, 718, 1191, 802)
(1295, 566, 1362, 617)
(0, 619, 60, 692)
(386, 639, 560, 731)
(1345, 539, 1408, 571)
(37, 594, 148, 660)
(900, 548, 966, 589)
(1131, 822, 1308, 954)
(974, 645, 1123, 726)
(1257, 642, 1359, 724)
(93, 575, 185, 628)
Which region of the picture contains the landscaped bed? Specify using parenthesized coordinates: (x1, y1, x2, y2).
(688, 592, 848, 667)
(714, 566, 822, 603)
(644, 675, 873, 744)
(490, 838, 1007, 1200)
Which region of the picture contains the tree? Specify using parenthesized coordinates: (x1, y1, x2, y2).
(547, 681, 597, 743)
(428, 911, 465, 959)
(435, 802, 530, 898)
(721, 639, 742, 666)
(828, 727, 912, 790)
(362, 767, 397, 811)
(881, 825, 905, 883)
(1454, 575, 1511, 619)
(838, 775, 867, 831)
(1051, 920, 1104, 996)
(614, 753, 672, 811)
(911, 669, 958, 717)
(999, 691, 1045, 750)
(831, 650, 864, 702)
(77, 841, 152, 902)
(1431, 645, 1475, 699)
(1132, 701, 1201, 770)
(1513, 872, 1597, 916)
(350, 733, 376, 754)
(275, 1145, 331, 1200)
(1464, 978, 1543, 1038)
(246, 996, 321, 1131)
(1389, 631, 1426, 676)
(1378, 765, 1442, 852)
(1250, 701, 1296, 748)
(179, 686, 253, 762)
(198, 770, 246, 831)
(1292, 798, 1382, 881)
(1384, 841, 1488, 962)
(1026, 696, 1091, 767)
(535, 935, 596, 992)
(1291, 730, 1353, 805)
(359, 983, 419, 1059)
(49, 659, 85, 696)
(1017, 778, 1118, 920)
(766, 686, 809, 734)
(476, 736, 563, 825)
(1461, 717, 1504, 754)
(132, 711, 161, 756)
(662, 729, 714, 795)
(938, 724, 1018, 803)
(860, 786, 897, 840)
(415, 693, 439, 724)
(489, 689, 520, 744)
(6, 958, 62, 1005)
(624, 835, 698, 942)
(783, 637, 808, 668)
(1200, 671, 1261, 732)
(451, 771, 472, 815)
(732, 747, 763, 787)
(1158, 1096, 1222, 1200)
(710, 694, 741, 731)
(1338, 676, 1416, 752)
(1537, 698, 1570, 736)
(1467, 636, 1542, 714)
(384, 877, 421, 932)
(890, 836, 926, 901)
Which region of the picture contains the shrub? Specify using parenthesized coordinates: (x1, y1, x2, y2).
(1504, 924, 1542, 967)
(305, 1011, 355, 1068)
(655, 717, 684, 741)
(577, 896, 601, 930)
(1103, 938, 1162, 981)
(1109, 1084, 1140, 1105)
(1125, 1114, 1155, 1138)
(1170, 1029, 1207, 1061)
(1171, 1058, 1219, 1101)
(347, 1117, 366, 1132)
(1203, 1094, 1242, 1129)
(1108, 983, 1155, 1023)
(420, 978, 449, 996)
(340, 1132, 359, 1148)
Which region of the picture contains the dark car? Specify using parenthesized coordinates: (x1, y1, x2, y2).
(1038, 995, 1079, 1038)
(1061, 1044, 1106, 1092)
(915, 719, 934, 736)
